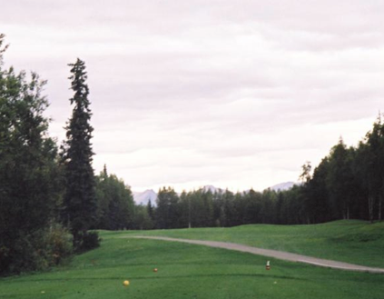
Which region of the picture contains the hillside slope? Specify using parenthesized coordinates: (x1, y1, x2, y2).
(129, 220, 384, 268)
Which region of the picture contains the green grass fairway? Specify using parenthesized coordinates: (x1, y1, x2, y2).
(127, 220, 384, 268)
(1, 226, 384, 299)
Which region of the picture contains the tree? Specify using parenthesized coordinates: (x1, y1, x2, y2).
(200, 190, 214, 227)
(305, 158, 331, 223)
(146, 199, 155, 223)
(178, 191, 191, 228)
(299, 161, 312, 183)
(134, 205, 154, 230)
(0, 34, 64, 274)
(222, 189, 237, 226)
(349, 146, 369, 220)
(95, 165, 111, 229)
(108, 174, 135, 230)
(94, 166, 135, 230)
(360, 116, 384, 221)
(326, 139, 354, 219)
(61, 58, 96, 247)
(156, 187, 180, 229)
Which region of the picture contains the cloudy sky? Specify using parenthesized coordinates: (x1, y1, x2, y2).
(2, 0, 383, 192)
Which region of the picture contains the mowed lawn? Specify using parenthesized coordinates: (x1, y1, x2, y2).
(1, 223, 384, 299)
(127, 220, 384, 268)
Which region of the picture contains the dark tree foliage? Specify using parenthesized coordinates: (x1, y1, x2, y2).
(156, 187, 180, 229)
(294, 117, 384, 224)
(178, 191, 191, 227)
(0, 34, 67, 274)
(305, 158, 331, 223)
(133, 205, 154, 230)
(348, 148, 369, 220)
(147, 199, 155, 222)
(61, 59, 97, 246)
(354, 116, 384, 221)
(326, 139, 354, 219)
(360, 116, 384, 221)
(95, 166, 135, 230)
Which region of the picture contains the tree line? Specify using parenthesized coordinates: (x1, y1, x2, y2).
(138, 117, 384, 229)
(139, 118, 384, 230)
(136, 187, 279, 230)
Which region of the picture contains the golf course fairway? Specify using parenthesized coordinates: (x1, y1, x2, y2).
(1, 220, 383, 298)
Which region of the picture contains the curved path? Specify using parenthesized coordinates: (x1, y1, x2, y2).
(133, 236, 384, 274)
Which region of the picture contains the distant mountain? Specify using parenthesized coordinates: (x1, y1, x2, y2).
(133, 189, 157, 206)
(267, 181, 298, 192)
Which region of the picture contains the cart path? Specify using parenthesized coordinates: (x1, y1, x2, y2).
(132, 236, 384, 274)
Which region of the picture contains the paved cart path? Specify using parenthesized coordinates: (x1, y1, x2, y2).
(132, 236, 384, 274)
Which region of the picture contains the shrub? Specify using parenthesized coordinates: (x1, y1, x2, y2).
(46, 224, 73, 265)
(0, 224, 73, 276)
(74, 231, 101, 253)
(7, 231, 50, 274)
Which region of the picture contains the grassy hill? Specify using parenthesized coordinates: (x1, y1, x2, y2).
(128, 220, 384, 268)
(1, 220, 383, 299)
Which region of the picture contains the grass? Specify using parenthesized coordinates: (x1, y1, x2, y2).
(1, 220, 384, 298)
(126, 220, 384, 268)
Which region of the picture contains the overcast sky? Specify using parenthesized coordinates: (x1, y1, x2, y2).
(2, 0, 383, 192)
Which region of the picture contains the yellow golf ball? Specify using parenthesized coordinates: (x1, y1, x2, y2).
(123, 280, 130, 286)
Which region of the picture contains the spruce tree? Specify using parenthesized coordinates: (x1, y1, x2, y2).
(61, 58, 96, 247)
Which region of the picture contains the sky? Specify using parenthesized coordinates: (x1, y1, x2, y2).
(1, 0, 383, 192)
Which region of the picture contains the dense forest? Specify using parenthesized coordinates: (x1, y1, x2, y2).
(1, 33, 383, 275)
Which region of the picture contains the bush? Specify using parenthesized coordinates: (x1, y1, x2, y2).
(74, 231, 101, 253)
(46, 224, 73, 265)
(7, 231, 50, 274)
(0, 224, 73, 276)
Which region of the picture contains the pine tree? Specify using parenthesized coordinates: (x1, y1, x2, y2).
(61, 58, 96, 246)
(146, 199, 155, 222)
(326, 138, 355, 219)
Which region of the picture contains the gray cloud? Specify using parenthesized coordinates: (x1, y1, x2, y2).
(1, 0, 383, 191)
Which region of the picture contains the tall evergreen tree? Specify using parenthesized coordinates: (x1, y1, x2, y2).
(147, 199, 155, 222)
(61, 59, 96, 244)
(326, 139, 356, 219)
